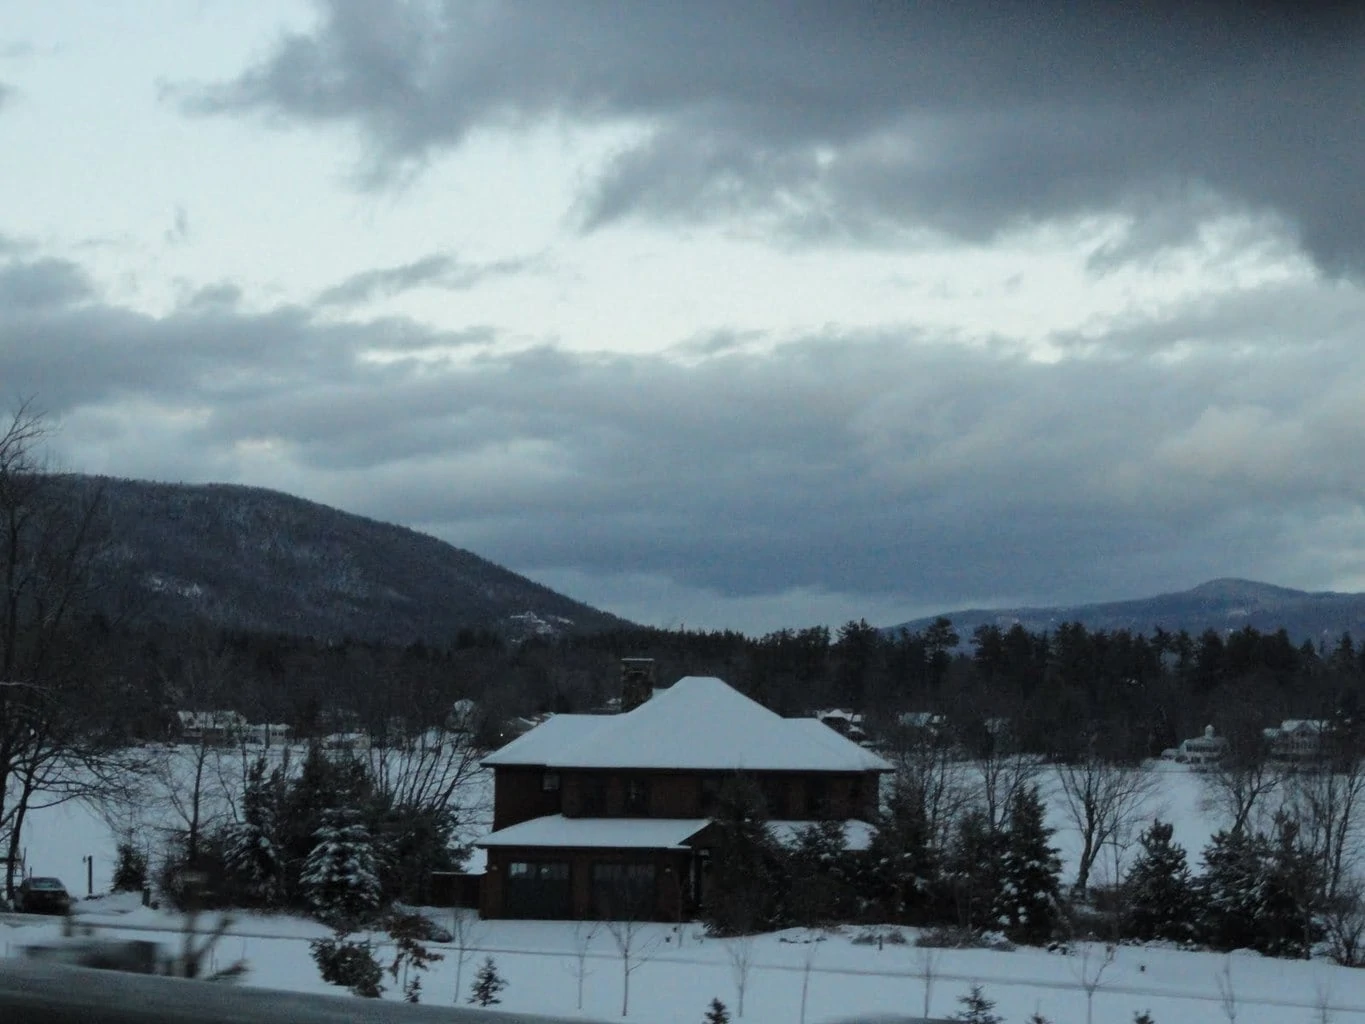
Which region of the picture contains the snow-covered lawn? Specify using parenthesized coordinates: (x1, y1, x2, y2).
(4, 902, 1365, 1022)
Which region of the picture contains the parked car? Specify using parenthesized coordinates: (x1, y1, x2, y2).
(14, 877, 71, 915)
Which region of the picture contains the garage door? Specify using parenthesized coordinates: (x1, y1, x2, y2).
(504, 861, 572, 919)
(591, 862, 657, 919)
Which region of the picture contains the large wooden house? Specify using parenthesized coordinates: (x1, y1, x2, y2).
(477, 673, 890, 920)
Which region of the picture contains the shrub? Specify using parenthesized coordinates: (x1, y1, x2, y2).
(310, 932, 384, 998)
(111, 838, 148, 894)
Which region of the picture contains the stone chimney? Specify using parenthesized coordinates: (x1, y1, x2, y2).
(620, 658, 657, 713)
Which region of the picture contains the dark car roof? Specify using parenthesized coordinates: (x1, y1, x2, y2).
(25, 877, 66, 889)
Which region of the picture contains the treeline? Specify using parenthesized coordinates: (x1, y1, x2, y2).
(66, 613, 1365, 762)
(701, 764, 1365, 968)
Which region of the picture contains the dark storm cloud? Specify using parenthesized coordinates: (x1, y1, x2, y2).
(185, 2, 1365, 271)
(314, 252, 526, 308)
(14, 246, 1365, 616)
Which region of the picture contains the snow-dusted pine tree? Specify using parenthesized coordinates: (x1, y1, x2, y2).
(994, 785, 1061, 944)
(301, 808, 382, 927)
(224, 756, 283, 906)
(1124, 819, 1196, 942)
(704, 997, 732, 1023)
(952, 985, 1002, 1024)
(1199, 828, 1264, 950)
(469, 956, 507, 1006)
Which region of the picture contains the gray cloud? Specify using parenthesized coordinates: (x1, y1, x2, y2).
(184, 2, 1365, 271)
(0, 258, 93, 309)
(314, 252, 527, 307)
(14, 243, 1365, 627)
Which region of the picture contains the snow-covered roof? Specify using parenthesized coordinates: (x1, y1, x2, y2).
(482, 714, 608, 766)
(477, 815, 712, 850)
(767, 819, 877, 853)
(483, 677, 891, 772)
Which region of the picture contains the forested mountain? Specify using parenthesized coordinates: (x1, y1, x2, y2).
(66, 475, 627, 643)
(889, 578, 1365, 647)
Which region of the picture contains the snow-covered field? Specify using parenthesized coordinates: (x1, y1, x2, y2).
(4, 900, 1364, 1022)
(4, 755, 1350, 1023)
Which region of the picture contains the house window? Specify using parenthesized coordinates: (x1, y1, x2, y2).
(581, 776, 607, 815)
(542, 771, 561, 793)
(508, 861, 569, 882)
(804, 778, 827, 818)
(625, 776, 650, 816)
(760, 777, 786, 817)
(505, 861, 571, 919)
(700, 776, 722, 815)
(591, 862, 656, 918)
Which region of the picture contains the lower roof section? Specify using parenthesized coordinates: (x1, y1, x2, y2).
(478, 815, 713, 850)
(477, 815, 877, 853)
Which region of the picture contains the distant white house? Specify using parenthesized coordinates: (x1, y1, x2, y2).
(1264, 719, 1330, 763)
(245, 722, 292, 747)
(1177, 725, 1227, 767)
(175, 710, 248, 744)
(897, 711, 946, 735)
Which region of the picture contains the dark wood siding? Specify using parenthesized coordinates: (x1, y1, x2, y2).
(492, 767, 562, 830)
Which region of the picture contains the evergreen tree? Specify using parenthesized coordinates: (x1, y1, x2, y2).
(864, 776, 937, 922)
(994, 786, 1061, 944)
(789, 817, 855, 926)
(1133, 1012, 1156, 1024)
(701, 775, 787, 934)
(704, 997, 731, 1023)
(952, 985, 1002, 1024)
(1199, 827, 1264, 950)
(469, 956, 507, 1006)
(279, 744, 375, 898)
(944, 809, 1005, 933)
(1123, 819, 1196, 942)
(1026, 1013, 1052, 1024)
(1259, 814, 1323, 958)
(301, 808, 382, 927)
(224, 755, 284, 906)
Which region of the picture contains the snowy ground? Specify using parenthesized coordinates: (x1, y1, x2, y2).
(3, 899, 1364, 1023)
(6, 756, 1343, 1022)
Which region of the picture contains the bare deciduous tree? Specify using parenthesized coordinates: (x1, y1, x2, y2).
(972, 721, 1046, 834)
(604, 912, 661, 1018)
(726, 932, 758, 1018)
(1055, 753, 1158, 894)
(1286, 726, 1365, 900)
(1071, 943, 1115, 1024)
(885, 713, 970, 851)
(564, 920, 600, 1012)
(1215, 957, 1239, 1024)
(0, 401, 134, 899)
(797, 929, 822, 1024)
(911, 942, 941, 1022)
(1205, 699, 1281, 836)
(449, 906, 485, 1004)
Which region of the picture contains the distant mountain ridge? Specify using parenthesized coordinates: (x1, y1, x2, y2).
(66, 475, 628, 643)
(888, 578, 1365, 646)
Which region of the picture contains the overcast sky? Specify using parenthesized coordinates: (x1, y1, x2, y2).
(4, 1, 1365, 634)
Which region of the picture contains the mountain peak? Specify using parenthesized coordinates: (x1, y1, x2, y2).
(1186, 578, 1302, 602)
